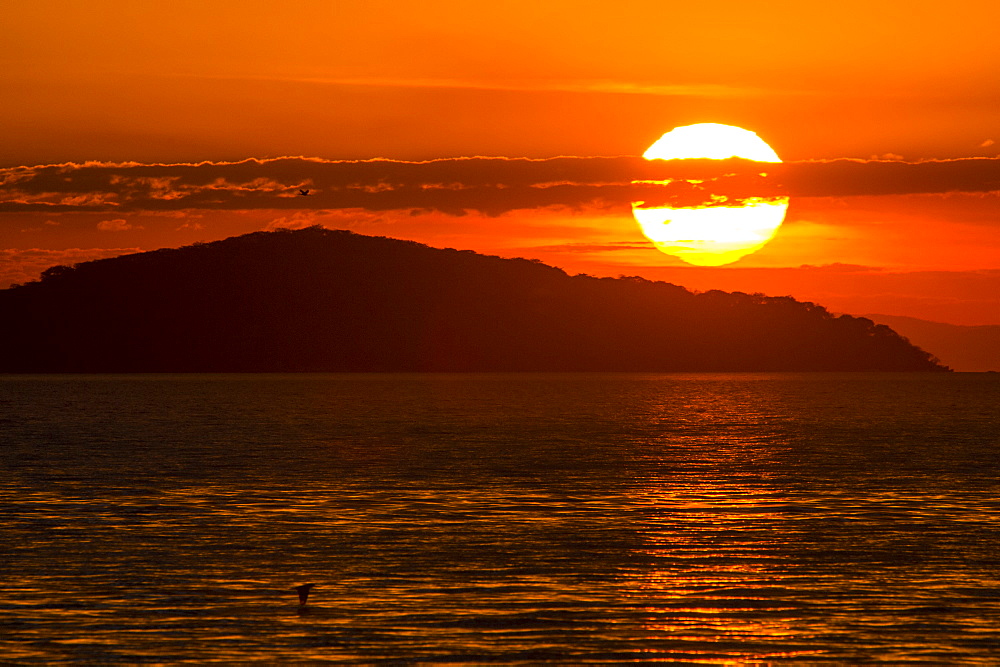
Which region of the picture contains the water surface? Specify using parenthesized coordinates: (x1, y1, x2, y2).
(1, 373, 999, 663)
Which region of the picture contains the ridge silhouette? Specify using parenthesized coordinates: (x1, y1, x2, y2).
(0, 227, 948, 372)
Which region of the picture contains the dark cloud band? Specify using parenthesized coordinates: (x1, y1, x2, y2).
(1, 155, 998, 215)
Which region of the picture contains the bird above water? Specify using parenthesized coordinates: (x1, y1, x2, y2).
(293, 583, 317, 606)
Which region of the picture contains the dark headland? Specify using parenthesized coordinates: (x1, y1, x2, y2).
(0, 227, 948, 372)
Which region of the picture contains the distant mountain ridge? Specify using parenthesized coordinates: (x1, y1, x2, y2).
(0, 227, 948, 372)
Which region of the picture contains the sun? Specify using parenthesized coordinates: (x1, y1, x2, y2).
(632, 197, 789, 266)
(643, 123, 782, 162)
(632, 123, 787, 266)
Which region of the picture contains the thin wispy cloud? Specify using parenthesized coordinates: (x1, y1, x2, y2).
(193, 73, 768, 98)
(97, 219, 142, 231)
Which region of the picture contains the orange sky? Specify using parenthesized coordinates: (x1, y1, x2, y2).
(2, 0, 1000, 325)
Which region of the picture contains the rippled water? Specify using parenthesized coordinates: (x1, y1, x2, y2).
(1, 373, 999, 663)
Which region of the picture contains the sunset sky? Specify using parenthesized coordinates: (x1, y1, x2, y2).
(3, 0, 999, 326)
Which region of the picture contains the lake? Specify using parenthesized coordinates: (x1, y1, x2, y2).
(1, 373, 999, 663)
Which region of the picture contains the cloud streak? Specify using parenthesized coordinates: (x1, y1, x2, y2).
(0, 247, 142, 287)
(217, 74, 765, 99)
(2, 156, 998, 216)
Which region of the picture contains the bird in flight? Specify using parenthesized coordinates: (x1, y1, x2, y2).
(294, 583, 317, 606)
(298, 189, 311, 196)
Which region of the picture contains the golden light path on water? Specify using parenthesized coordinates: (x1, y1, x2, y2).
(633, 123, 788, 266)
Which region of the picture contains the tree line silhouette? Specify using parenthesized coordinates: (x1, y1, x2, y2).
(0, 227, 948, 372)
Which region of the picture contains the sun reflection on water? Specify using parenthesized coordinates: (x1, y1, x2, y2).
(622, 477, 814, 661)
(602, 380, 812, 660)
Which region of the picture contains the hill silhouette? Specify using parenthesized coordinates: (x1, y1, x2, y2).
(0, 227, 948, 372)
(865, 314, 1000, 372)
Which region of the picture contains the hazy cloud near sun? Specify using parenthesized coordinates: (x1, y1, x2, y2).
(2, 156, 999, 217)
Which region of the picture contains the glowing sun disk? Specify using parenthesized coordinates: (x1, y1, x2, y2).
(633, 198, 790, 266)
(633, 123, 786, 266)
(643, 123, 782, 162)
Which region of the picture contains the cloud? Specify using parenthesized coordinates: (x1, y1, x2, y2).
(97, 218, 142, 231)
(779, 157, 1000, 198)
(2, 155, 999, 217)
(210, 73, 766, 99)
(524, 241, 658, 253)
(264, 211, 326, 231)
(0, 247, 142, 288)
